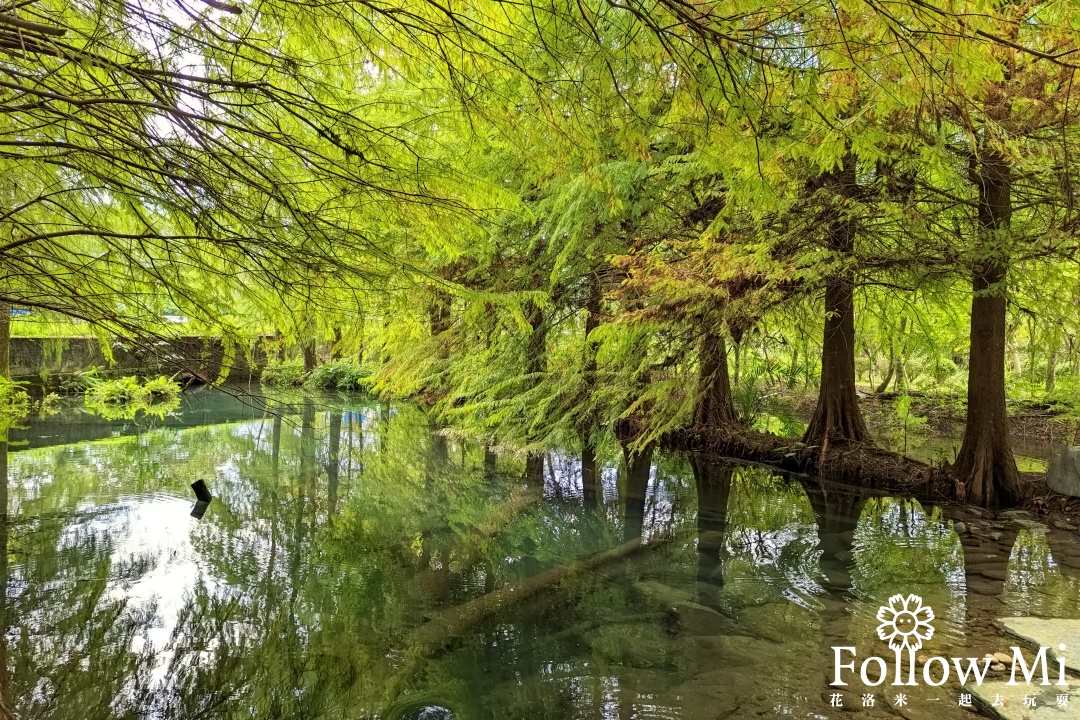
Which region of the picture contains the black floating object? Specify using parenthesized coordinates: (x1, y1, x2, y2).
(190, 500, 211, 520)
(191, 479, 213, 502)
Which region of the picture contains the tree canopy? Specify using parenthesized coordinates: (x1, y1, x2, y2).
(2, 0, 1080, 506)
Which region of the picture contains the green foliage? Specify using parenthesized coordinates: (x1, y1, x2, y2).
(733, 377, 803, 437)
(84, 375, 182, 421)
(59, 368, 103, 394)
(0, 376, 30, 438)
(307, 361, 373, 391)
(260, 360, 307, 387)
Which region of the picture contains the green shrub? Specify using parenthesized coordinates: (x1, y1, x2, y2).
(84, 375, 181, 420)
(59, 367, 101, 394)
(734, 376, 802, 436)
(0, 377, 30, 434)
(260, 359, 306, 387)
(307, 360, 372, 391)
(261, 359, 373, 391)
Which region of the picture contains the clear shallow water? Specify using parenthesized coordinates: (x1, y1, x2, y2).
(3, 389, 1080, 719)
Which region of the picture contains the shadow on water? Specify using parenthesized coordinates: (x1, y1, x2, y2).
(2, 388, 1080, 718)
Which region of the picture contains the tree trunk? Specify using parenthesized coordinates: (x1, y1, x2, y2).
(582, 271, 602, 509)
(732, 340, 742, 385)
(801, 260, 866, 443)
(0, 303, 10, 379)
(955, 146, 1024, 507)
(693, 329, 736, 428)
(803, 154, 869, 446)
(875, 344, 895, 394)
(302, 341, 316, 373)
(525, 298, 546, 378)
(331, 327, 343, 361)
(892, 317, 909, 393)
(955, 262, 1024, 506)
(1046, 329, 1060, 394)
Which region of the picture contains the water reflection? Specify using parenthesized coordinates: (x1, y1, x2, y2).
(848, 498, 966, 660)
(1004, 529, 1080, 617)
(0, 391, 1076, 718)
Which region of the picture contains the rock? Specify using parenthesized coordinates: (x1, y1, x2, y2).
(632, 581, 692, 609)
(993, 652, 1013, 664)
(969, 578, 1005, 596)
(737, 603, 811, 644)
(1000, 509, 1033, 521)
(1053, 519, 1080, 531)
(997, 617, 1080, 674)
(1014, 520, 1049, 532)
(669, 601, 732, 635)
(982, 567, 1009, 581)
(1047, 446, 1080, 498)
(823, 568, 851, 589)
(954, 521, 968, 535)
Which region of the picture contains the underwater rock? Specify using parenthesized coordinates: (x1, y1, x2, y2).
(997, 617, 1080, 674)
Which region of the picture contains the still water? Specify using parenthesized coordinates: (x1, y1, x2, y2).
(4, 388, 1080, 719)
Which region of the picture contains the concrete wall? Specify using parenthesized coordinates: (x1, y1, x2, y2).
(10, 336, 268, 383)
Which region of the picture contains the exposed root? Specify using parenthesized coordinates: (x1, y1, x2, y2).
(661, 423, 956, 502)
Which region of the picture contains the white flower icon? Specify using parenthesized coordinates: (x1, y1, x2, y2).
(876, 594, 934, 652)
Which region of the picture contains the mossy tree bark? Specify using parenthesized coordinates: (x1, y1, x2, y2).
(693, 328, 736, 428)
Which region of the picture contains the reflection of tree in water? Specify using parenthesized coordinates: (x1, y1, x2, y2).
(1, 396, 989, 720)
(849, 498, 965, 653)
(6, 507, 157, 719)
(148, 402, 645, 718)
(716, 467, 824, 609)
(1004, 529, 1080, 617)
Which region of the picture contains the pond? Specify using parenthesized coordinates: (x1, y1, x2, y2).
(5, 388, 1080, 719)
